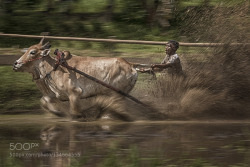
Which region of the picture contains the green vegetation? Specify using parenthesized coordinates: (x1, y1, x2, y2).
(0, 0, 245, 47)
(179, 0, 247, 7)
(0, 66, 41, 113)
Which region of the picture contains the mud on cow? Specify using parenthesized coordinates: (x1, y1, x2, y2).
(13, 38, 138, 119)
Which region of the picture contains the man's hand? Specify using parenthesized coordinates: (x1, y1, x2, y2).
(151, 64, 161, 69)
(151, 64, 157, 69)
(138, 68, 146, 73)
(137, 68, 153, 74)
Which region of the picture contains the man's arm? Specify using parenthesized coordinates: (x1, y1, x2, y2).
(151, 62, 174, 72)
(151, 63, 172, 69)
(152, 54, 179, 70)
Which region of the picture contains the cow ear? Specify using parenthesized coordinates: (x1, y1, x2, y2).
(41, 42, 51, 50)
(40, 49, 50, 57)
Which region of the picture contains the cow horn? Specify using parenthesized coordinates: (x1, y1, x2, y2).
(39, 36, 45, 45)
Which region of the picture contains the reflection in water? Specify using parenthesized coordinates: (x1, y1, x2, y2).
(0, 121, 250, 167)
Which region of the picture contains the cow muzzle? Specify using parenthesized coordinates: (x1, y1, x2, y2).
(13, 60, 23, 71)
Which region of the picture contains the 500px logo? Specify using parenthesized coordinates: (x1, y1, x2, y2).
(10, 143, 39, 151)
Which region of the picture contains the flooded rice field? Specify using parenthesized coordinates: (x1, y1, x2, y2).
(0, 115, 250, 167)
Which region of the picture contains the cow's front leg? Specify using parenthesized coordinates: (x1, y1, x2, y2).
(68, 87, 83, 119)
(41, 96, 66, 117)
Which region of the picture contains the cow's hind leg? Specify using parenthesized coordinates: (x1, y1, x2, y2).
(93, 94, 133, 121)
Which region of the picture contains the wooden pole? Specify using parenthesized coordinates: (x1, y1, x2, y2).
(0, 33, 248, 47)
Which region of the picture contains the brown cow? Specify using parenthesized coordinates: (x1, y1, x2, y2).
(13, 38, 138, 119)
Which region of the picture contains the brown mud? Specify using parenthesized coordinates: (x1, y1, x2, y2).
(103, 2, 250, 120)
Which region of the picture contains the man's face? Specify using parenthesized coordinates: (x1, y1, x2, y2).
(165, 43, 175, 55)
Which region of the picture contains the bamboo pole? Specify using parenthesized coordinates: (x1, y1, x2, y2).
(0, 33, 248, 47)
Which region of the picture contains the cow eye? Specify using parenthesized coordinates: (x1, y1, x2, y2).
(30, 50, 36, 55)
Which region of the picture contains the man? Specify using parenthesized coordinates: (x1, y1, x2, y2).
(138, 40, 183, 76)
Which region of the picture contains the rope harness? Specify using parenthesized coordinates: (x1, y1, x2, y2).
(17, 56, 44, 65)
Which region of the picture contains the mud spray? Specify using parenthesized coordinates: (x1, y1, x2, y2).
(146, 1, 250, 119)
(78, 2, 250, 121)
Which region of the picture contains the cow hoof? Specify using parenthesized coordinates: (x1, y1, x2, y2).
(101, 115, 111, 120)
(70, 114, 84, 120)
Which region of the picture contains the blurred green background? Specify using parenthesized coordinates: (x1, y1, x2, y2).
(0, 0, 246, 47)
(0, 0, 249, 114)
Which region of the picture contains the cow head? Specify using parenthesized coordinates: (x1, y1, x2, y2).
(13, 37, 51, 72)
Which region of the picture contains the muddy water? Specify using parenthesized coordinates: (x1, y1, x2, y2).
(0, 115, 250, 167)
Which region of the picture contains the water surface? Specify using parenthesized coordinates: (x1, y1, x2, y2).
(0, 115, 250, 167)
